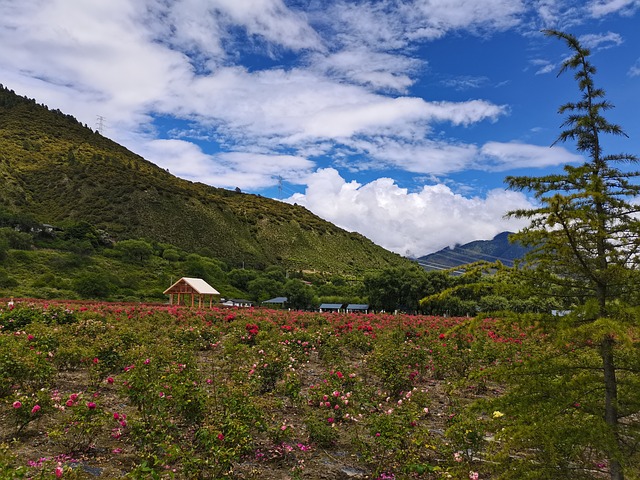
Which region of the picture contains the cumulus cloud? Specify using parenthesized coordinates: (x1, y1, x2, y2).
(286, 169, 533, 256)
(629, 58, 640, 76)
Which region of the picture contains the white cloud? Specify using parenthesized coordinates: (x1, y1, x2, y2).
(323, 0, 527, 50)
(286, 168, 533, 256)
(309, 48, 421, 93)
(406, 0, 526, 39)
(139, 139, 315, 190)
(579, 31, 623, 49)
(481, 142, 583, 170)
(146, 0, 323, 62)
(628, 58, 640, 76)
(589, 0, 640, 17)
(530, 58, 556, 75)
(441, 75, 489, 90)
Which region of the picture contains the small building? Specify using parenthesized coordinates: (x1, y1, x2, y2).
(346, 304, 369, 314)
(319, 303, 344, 313)
(221, 298, 254, 307)
(164, 277, 220, 308)
(262, 297, 288, 308)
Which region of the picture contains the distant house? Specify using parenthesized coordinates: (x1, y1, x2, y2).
(221, 299, 254, 308)
(164, 277, 220, 308)
(319, 303, 344, 313)
(346, 304, 369, 314)
(262, 297, 288, 308)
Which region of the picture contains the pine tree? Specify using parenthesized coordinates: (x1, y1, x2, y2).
(505, 30, 640, 480)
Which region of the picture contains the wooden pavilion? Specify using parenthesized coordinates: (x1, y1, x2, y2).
(164, 277, 220, 308)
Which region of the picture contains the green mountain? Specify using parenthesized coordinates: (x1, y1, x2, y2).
(416, 232, 529, 272)
(0, 85, 410, 274)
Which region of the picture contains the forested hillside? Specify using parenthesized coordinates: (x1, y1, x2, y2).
(0, 85, 410, 274)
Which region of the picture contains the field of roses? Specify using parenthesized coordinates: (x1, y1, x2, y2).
(0, 300, 542, 479)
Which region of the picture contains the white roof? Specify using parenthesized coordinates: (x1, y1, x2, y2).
(164, 277, 220, 295)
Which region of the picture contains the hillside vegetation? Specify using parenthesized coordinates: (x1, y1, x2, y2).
(0, 85, 410, 274)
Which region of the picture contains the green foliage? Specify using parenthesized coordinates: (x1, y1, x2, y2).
(0, 333, 54, 397)
(304, 414, 339, 447)
(0, 227, 32, 250)
(502, 30, 640, 480)
(284, 278, 315, 310)
(115, 239, 154, 264)
(73, 271, 114, 298)
(364, 266, 431, 312)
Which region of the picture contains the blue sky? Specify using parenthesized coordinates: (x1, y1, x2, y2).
(1, 0, 639, 257)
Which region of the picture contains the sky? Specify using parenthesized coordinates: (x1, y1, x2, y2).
(1, 0, 639, 258)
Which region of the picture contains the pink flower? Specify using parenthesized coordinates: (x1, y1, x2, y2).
(66, 399, 74, 407)
(92, 357, 99, 364)
(106, 377, 114, 384)
(144, 358, 150, 365)
(69, 393, 79, 402)
(31, 404, 41, 414)
(113, 412, 120, 420)
(217, 433, 224, 441)
(87, 402, 97, 409)
(55, 464, 63, 478)
(12, 401, 22, 409)
(469, 472, 479, 480)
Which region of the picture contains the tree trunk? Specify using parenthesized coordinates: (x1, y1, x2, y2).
(601, 334, 623, 480)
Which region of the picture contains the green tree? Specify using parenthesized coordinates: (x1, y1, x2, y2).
(115, 239, 154, 264)
(73, 271, 113, 298)
(364, 266, 440, 312)
(247, 276, 283, 303)
(504, 30, 640, 480)
(227, 268, 259, 292)
(283, 279, 314, 310)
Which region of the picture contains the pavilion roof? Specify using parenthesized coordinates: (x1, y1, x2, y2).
(163, 277, 220, 295)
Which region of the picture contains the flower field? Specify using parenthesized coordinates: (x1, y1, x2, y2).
(0, 300, 585, 478)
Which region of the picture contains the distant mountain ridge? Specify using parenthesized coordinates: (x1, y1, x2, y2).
(0, 85, 411, 274)
(416, 232, 529, 271)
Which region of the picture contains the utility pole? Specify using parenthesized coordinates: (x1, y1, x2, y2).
(96, 115, 106, 135)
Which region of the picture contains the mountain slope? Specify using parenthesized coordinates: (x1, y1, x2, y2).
(416, 232, 528, 271)
(0, 85, 410, 273)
